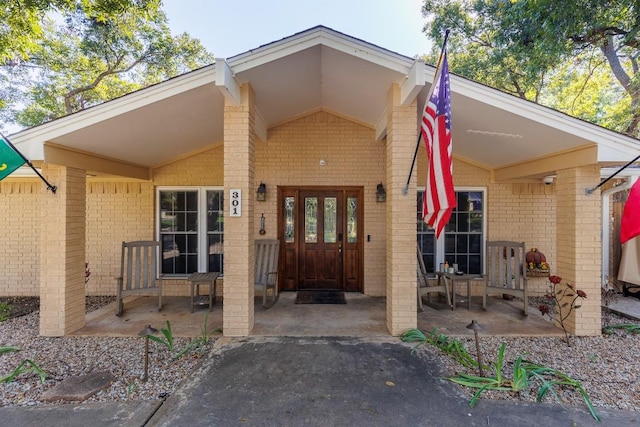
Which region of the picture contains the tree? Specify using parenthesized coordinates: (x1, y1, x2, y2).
(1, 4, 214, 129)
(422, 0, 640, 137)
(1, 0, 161, 63)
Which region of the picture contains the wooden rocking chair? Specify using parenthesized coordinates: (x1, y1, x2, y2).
(115, 241, 163, 316)
(255, 239, 280, 308)
(417, 245, 451, 311)
(483, 240, 528, 315)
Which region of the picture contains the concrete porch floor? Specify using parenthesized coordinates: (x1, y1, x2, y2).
(73, 292, 564, 338)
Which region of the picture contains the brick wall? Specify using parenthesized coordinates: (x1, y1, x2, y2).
(556, 166, 601, 336)
(39, 165, 86, 336)
(85, 181, 154, 295)
(385, 86, 418, 335)
(0, 182, 41, 296)
(153, 146, 224, 186)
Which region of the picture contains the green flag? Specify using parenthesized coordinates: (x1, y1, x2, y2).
(0, 137, 25, 181)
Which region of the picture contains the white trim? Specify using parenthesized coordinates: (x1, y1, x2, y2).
(228, 26, 412, 75)
(401, 60, 425, 107)
(215, 58, 241, 105)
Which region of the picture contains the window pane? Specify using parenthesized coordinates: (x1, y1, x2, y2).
(469, 213, 482, 232)
(284, 197, 295, 243)
(469, 234, 481, 253)
(207, 190, 224, 233)
(187, 212, 198, 231)
(208, 234, 224, 274)
(456, 234, 469, 253)
(162, 235, 179, 273)
(347, 197, 357, 243)
(417, 234, 436, 273)
(186, 192, 198, 210)
(305, 197, 318, 243)
(324, 197, 337, 243)
(161, 192, 176, 211)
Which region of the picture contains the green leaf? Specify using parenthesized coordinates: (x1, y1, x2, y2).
(0, 346, 20, 354)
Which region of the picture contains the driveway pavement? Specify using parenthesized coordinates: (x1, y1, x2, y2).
(1, 337, 638, 426)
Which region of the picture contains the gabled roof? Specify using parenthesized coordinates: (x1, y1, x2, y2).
(11, 25, 640, 180)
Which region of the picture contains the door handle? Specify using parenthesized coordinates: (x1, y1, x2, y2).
(338, 233, 343, 242)
(338, 244, 342, 254)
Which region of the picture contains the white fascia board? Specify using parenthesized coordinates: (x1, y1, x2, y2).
(228, 28, 412, 75)
(215, 58, 241, 105)
(597, 144, 640, 163)
(600, 167, 640, 178)
(10, 65, 218, 157)
(447, 73, 640, 153)
(401, 60, 425, 107)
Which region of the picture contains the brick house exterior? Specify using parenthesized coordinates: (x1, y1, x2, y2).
(2, 27, 639, 337)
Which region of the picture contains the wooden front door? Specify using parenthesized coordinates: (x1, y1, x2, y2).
(279, 187, 363, 292)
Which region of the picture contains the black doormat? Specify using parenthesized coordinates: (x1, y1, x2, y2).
(295, 291, 346, 305)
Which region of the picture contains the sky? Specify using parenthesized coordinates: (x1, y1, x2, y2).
(161, 0, 431, 59)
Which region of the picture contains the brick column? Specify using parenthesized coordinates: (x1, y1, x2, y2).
(39, 164, 86, 336)
(223, 83, 256, 336)
(555, 165, 601, 336)
(385, 84, 418, 335)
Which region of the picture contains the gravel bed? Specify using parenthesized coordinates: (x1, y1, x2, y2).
(1, 298, 211, 407)
(1, 298, 639, 413)
(412, 309, 640, 413)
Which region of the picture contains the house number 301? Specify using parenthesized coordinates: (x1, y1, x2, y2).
(230, 189, 241, 217)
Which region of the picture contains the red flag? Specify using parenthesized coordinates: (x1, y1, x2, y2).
(421, 49, 455, 238)
(621, 178, 640, 244)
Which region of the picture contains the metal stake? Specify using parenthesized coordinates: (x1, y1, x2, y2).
(466, 320, 484, 377)
(138, 324, 158, 382)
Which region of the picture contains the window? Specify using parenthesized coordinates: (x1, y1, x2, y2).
(417, 189, 485, 275)
(158, 188, 224, 276)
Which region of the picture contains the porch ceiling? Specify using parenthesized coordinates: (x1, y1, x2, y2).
(10, 26, 639, 180)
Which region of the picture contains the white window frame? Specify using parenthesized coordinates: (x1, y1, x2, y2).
(156, 186, 223, 276)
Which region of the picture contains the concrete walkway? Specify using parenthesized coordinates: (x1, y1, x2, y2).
(2, 336, 637, 427)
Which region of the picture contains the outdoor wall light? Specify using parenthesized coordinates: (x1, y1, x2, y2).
(138, 324, 158, 382)
(256, 182, 267, 201)
(376, 183, 387, 202)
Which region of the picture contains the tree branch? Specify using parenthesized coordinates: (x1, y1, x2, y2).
(62, 53, 147, 113)
(600, 35, 632, 91)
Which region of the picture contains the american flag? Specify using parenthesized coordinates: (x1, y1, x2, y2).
(421, 49, 455, 238)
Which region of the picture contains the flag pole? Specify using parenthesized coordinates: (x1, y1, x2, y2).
(0, 131, 57, 194)
(585, 152, 640, 195)
(403, 29, 450, 196)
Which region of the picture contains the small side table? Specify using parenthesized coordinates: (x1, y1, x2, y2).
(187, 272, 219, 313)
(438, 273, 480, 310)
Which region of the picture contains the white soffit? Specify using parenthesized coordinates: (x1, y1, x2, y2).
(430, 72, 640, 168)
(11, 65, 221, 165)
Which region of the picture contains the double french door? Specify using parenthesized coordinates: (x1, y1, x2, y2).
(278, 187, 363, 292)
